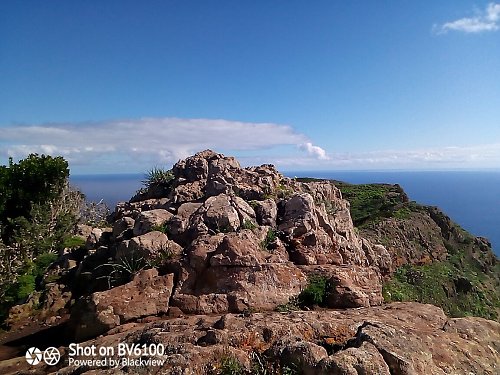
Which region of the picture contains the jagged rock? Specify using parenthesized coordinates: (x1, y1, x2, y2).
(209, 230, 267, 267)
(319, 341, 391, 374)
(70, 269, 174, 341)
(203, 194, 240, 231)
(112, 216, 135, 240)
(39, 283, 72, 319)
(254, 198, 278, 226)
(132, 208, 173, 236)
(170, 293, 230, 314)
(116, 231, 182, 262)
(170, 180, 205, 203)
(186, 233, 225, 272)
(279, 193, 317, 237)
(275, 338, 329, 375)
(326, 265, 383, 308)
(2, 150, 498, 375)
(85, 227, 112, 250)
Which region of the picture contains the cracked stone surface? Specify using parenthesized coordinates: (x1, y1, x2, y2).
(3, 302, 497, 375)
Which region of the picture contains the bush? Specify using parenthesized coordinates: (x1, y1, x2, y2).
(0, 154, 80, 325)
(260, 228, 277, 250)
(298, 275, 329, 307)
(241, 219, 257, 230)
(142, 167, 174, 189)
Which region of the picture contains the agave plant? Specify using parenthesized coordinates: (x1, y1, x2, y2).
(142, 167, 174, 189)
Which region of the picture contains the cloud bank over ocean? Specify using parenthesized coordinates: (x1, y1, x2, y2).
(1, 118, 499, 173)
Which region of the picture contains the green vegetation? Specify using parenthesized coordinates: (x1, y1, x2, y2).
(142, 167, 174, 189)
(0, 154, 84, 325)
(298, 274, 330, 307)
(218, 355, 245, 375)
(335, 182, 411, 226)
(206, 352, 245, 375)
(1, 252, 58, 321)
(260, 228, 278, 251)
(277, 274, 332, 311)
(151, 222, 170, 235)
(241, 219, 257, 230)
(96, 253, 147, 289)
(63, 235, 86, 249)
(383, 243, 499, 320)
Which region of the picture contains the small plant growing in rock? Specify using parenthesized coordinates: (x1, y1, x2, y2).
(249, 200, 259, 209)
(275, 296, 300, 313)
(148, 242, 175, 267)
(96, 253, 147, 289)
(260, 228, 278, 251)
(206, 350, 245, 375)
(298, 275, 330, 307)
(151, 222, 170, 235)
(142, 167, 174, 189)
(241, 219, 257, 230)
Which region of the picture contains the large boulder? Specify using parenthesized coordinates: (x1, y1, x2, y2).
(112, 216, 135, 240)
(71, 269, 174, 341)
(116, 231, 182, 262)
(133, 209, 173, 236)
(173, 263, 308, 313)
(254, 198, 278, 226)
(299, 265, 383, 308)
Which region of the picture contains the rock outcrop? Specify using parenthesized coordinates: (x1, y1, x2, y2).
(71, 150, 388, 321)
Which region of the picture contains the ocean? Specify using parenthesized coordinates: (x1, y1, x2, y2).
(70, 171, 500, 255)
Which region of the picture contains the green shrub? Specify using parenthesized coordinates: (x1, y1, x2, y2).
(299, 275, 329, 307)
(218, 354, 244, 375)
(151, 222, 170, 235)
(63, 235, 86, 249)
(241, 219, 257, 230)
(142, 167, 174, 189)
(260, 228, 277, 250)
(33, 253, 58, 277)
(14, 273, 36, 302)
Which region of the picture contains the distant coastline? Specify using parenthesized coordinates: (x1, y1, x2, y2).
(70, 170, 500, 255)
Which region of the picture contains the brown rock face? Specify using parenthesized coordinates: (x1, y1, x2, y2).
(70, 269, 174, 341)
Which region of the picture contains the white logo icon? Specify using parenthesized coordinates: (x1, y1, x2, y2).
(25, 347, 43, 365)
(43, 347, 61, 366)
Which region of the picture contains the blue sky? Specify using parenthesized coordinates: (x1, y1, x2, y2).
(1, 1, 499, 173)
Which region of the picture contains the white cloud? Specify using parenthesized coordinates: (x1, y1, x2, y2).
(2, 118, 499, 172)
(276, 143, 500, 170)
(298, 142, 330, 160)
(0, 117, 312, 172)
(437, 3, 500, 33)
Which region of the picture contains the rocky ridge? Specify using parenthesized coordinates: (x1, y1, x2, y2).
(0, 150, 498, 374)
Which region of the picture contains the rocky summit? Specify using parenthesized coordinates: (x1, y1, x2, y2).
(0, 150, 498, 374)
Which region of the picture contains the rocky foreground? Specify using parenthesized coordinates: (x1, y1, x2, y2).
(0, 150, 499, 374)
